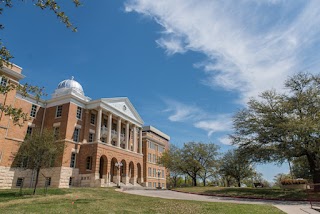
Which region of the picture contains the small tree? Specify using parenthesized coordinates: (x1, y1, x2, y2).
(179, 142, 219, 186)
(219, 150, 254, 187)
(159, 144, 182, 188)
(14, 128, 64, 195)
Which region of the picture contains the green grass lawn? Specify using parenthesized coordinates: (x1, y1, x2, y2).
(0, 188, 284, 213)
(174, 186, 320, 200)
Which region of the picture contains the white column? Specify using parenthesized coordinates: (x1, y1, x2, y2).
(117, 118, 121, 147)
(139, 128, 142, 154)
(125, 122, 129, 150)
(133, 125, 137, 152)
(95, 108, 102, 142)
(107, 113, 112, 144)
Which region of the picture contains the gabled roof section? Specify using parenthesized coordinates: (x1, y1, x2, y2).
(100, 97, 144, 125)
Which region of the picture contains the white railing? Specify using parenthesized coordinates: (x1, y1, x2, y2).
(101, 126, 108, 137)
(111, 129, 117, 140)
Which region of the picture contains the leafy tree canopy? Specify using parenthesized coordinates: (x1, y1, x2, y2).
(232, 73, 320, 185)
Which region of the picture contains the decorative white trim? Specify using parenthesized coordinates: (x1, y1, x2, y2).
(27, 123, 35, 128)
(75, 124, 82, 129)
(0, 66, 25, 80)
(15, 92, 45, 107)
(53, 122, 61, 127)
(89, 129, 95, 134)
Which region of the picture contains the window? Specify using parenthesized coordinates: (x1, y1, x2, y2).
(46, 177, 51, 186)
(148, 182, 152, 187)
(148, 153, 151, 162)
(153, 168, 156, 177)
(30, 104, 37, 118)
(153, 182, 156, 187)
(90, 113, 96, 125)
(86, 156, 92, 170)
(26, 126, 33, 135)
(73, 128, 80, 142)
(70, 153, 76, 168)
(89, 133, 94, 142)
(69, 177, 73, 186)
(76, 106, 82, 119)
(16, 178, 24, 187)
(56, 105, 62, 118)
(159, 146, 165, 153)
(148, 167, 151, 176)
(54, 127, 60, 140)
(0, 76, 7, 87)
(162, 170, 164, 178)
(162, 183, 164, 188)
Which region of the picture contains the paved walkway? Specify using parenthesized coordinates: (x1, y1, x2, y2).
(121, 189, 319, 214)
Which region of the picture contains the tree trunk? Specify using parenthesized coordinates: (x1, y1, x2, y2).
(307, 153, 320, 191)
(33, 168, 40, 195)
(203, 178, 206, 186)
(173, 176, 177, 188)
(193, 177, 197, 186)
(237, 178, 241, 187)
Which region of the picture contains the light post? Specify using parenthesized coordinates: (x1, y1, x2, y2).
(157, 169, 161, 189)
(115, 162, 123, 187)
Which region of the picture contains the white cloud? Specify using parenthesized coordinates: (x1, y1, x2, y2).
(125, 0, 320, 103)
(163, 98, 205, 122)
(194, 116, 232, 137)
(163, 98, 232, 135)
(218, 136, 233, 146)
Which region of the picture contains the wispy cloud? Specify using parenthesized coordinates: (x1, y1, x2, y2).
(163, 98, 205, 122)
(125, 0, 320, 103)
(194, 116, 232, 137)
(163, 98, 232, 136)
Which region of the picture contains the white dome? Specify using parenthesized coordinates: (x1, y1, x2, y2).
(57, 76, 84, 95)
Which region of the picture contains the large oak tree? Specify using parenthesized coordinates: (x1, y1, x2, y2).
(232, 73, 320, 186)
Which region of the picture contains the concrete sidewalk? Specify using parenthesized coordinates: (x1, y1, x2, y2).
(121, 189, 319, 214)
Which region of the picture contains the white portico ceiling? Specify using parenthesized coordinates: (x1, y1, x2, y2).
(88, 97, 144, 126)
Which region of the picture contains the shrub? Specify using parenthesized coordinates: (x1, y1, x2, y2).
(281, 179, 307, 185)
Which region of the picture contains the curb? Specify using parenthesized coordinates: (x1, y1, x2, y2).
(171, 190, 320, 202)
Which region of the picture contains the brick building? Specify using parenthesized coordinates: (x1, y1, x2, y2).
(0, 64, 169, 189)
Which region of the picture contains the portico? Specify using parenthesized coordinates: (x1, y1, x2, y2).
(78, 97, 145, 187)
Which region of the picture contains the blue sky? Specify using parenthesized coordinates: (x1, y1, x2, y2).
(4, 0, 320, 181)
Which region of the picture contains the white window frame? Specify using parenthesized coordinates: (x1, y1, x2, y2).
(30, 104, 37, 118)
(70, 152, 76, 168)
(56, 105, 62, 118)
(0, 76, 8, 87)
(88, 133, 94, 142)
(90, 113, 96, 125)
(26, 126, 33, 135)
(73, 128, 80, 142)
(76, 106, 82, 120)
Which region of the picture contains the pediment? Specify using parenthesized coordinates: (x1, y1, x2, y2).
(101, 97, 144, 125)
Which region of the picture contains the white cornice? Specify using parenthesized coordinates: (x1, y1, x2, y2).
(15, 91, 45, 107)
(46, 93, 88, 108)
(0, 67, 25, 80)
(143, 126, 170, 141)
